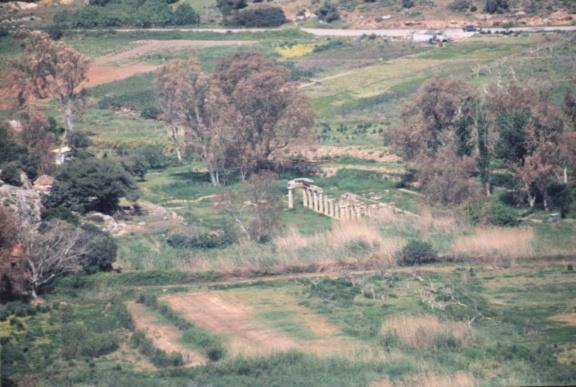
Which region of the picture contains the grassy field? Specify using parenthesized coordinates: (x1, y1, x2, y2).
(2, 25, 576, 386)
(4, 261, 576, 386)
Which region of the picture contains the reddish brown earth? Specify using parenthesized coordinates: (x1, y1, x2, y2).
(85, 40, 254, 87)
(127, 301, 206, 366)
(162, 291, 361, 356)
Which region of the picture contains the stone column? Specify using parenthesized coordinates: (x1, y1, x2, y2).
(328, 199, 334, 217)
(311, 191, 318, 212)
(302, 189, 308, 208)
(318, 193, 324, 214)
(288, 188, 294, 209)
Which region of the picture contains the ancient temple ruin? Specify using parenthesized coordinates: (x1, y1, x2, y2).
(287, 178, 412, 221)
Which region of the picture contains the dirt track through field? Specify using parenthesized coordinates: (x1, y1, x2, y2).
(127, 301, 206, 366)
(85, 40, 254, 88)
(162, 291, 361, 356)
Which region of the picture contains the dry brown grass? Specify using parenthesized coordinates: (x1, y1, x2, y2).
(415, 209, 462, 234)
(380, 315, 470, 350)
(171, 221, 401, 274)
(451, 227, 534, 263)
(275, 220, 401, 268)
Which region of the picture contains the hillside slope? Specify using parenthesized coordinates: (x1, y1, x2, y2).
(276, 0, 575, 29)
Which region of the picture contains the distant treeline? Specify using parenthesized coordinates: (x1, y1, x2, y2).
(53, 0, 200, 28)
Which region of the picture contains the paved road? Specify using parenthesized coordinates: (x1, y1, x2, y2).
(107, 25, 576, 39)
(302, 25, 576, 37)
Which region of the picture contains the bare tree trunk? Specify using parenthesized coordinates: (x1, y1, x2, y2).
(63, 98, 75, 141)
(564, 167, 568, 184)
(528, 194, 536, 208)
(208, 168, 220, 186)
(170, 126, 183, 164)
(485, 182, 491, 198)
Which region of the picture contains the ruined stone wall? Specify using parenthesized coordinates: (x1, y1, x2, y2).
(288, 178, 417, 221)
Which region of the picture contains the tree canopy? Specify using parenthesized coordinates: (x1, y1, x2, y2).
(393, 78, 575, 210)
(43, 158, 139, 214)
(8, 30, 89, 142)
(155, 53, 314, 185)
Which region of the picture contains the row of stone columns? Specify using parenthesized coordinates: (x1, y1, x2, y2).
(291, 186, 369, 221)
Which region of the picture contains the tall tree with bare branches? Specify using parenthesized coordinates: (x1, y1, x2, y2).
(214, 53, 314, 178)
(489, 84, 566, 208)
(7, 30, 89, 142)
(392, 77, 481, 204)
(155, 59, 239, 185)
(17, 107, 55, 175)
(21, 222, 86, 299)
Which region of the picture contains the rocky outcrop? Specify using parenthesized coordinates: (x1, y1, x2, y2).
(0, 181, 43, 227)
(33, 175, 54, 194)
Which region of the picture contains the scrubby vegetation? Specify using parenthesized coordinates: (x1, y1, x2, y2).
(54, 0, 200, 28)
(0, 9, 575, 387)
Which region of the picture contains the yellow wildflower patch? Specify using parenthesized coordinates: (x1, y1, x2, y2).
(276, 44, 315, 58)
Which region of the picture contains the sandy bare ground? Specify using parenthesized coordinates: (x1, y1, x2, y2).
(162, 291, 361, 357)
(550, 313, 576, 326)
(85, 40, 254, 88)
(85, 63, 158, 88)
(283, 145, 401, 164)
(126, 301, 206, 366)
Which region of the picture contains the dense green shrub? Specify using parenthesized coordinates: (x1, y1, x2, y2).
(0, 164, 22, 186)
(317, 1, 340, 23)
(124, 155, 149, 181)
(230, 6, 287, 27)
(484, 0, 509, 14)
(402, 0, 414, 8)
(464, 200, 520, 226)
(43, 158, 139, 214)
(448, 0, 472, 12)
(80, 334, 119, 357)
(77, 224, 118, 274)
(170, 4, 200, 25)
(140, 106, 160, 119)
(488, 202, 520, 226)
(68, 131, 92, 151)
(397, 240, 437, 266)
(54, 0, 200, 28)
(547, 182, 573, 218)
(216, 0, 247, 16)
(41, 207, 80, 225)
(135, 145, 171, 170)
(0, 126, 38, 180)
(46, 25, 63, 40)
(166, 228, 237, 250)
